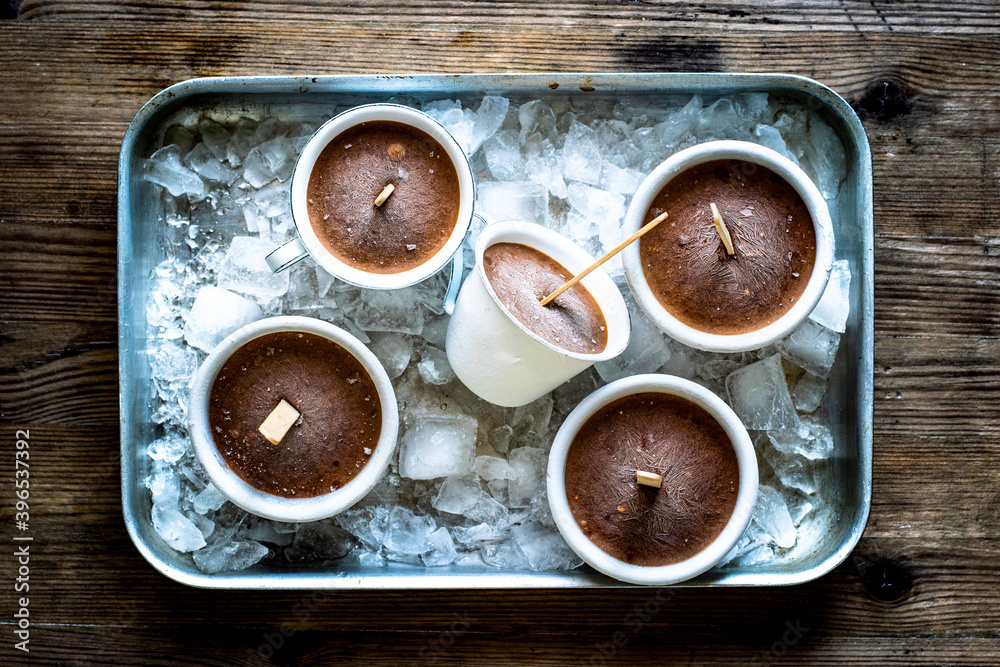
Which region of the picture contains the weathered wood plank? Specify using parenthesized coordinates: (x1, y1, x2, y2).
(10, 627, 1000, 666)
(12, 0, 1000, 34)
(0, 24, 997, 127)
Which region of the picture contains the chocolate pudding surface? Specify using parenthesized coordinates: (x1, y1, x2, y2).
(565, 392, 740, 567)
(208, 331, 382, 498)
(307, 120, 461, 274)
(638, 159, 816, 335)
(483, 242, 608, 355)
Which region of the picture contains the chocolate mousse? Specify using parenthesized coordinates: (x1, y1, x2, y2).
(638, 159, 816, 335)
(208, 331, 382, 498)
(564, 392, 739, 566)
(307, 120, 461, 274)
(483, 242, 608, 355)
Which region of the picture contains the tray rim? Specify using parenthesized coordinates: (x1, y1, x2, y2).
(118, 72, 874, 590)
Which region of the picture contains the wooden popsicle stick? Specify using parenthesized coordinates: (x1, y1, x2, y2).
(374, 183, 395, 207)
(258, 399, 300, 445)
(540, 211, 668, 307)
(710, 202, 736, 256)
(636, 470, 662, 488)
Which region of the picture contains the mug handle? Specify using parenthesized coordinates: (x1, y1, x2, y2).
(266, 237, 309, 273)
(443, 212, 493, 315)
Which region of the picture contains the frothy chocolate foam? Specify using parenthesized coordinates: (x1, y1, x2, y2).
(564, 392, 740, 566)
(208, 331, 382, 498)
(638, 159, 816, 335)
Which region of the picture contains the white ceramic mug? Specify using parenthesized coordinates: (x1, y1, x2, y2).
(446, 220, 631, 408)
(266, 104, 476, 290)
(546, 374, 758, 586)
(188, 316, 399, 522)
(622, 140, 835, 353)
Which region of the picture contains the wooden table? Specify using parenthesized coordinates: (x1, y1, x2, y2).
(2, 1, 998, 664)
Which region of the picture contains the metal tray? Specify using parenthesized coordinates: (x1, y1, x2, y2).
(119, 73, 873, 589)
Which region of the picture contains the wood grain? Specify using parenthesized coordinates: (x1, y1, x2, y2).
(1, 1, 999, 664)
(11, 0, 1000, 34)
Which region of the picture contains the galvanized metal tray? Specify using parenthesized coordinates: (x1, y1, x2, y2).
(119, 73, 873, 589)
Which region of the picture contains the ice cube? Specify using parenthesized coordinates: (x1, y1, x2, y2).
(383, 506, 435, 554)
(762, 444, 819, 495)
(561, 121, 603, 185)
(217, 237, 290, 300)
(483, 129, 526, 181)
(421, 527, 458, 566)
(284, 521, 354, 563)
(244, 521, 292, 547)
(425, 102, 476, 157)
(183, 286, 264, 352)
(599, 162, 644, 195)
(566, 182, 626, 225)
(792, 372, 827, 413)
(594, 285, 669, 382)
(420, 315, 450, 349)
(467, 96, 510, 156)
(164, 125, 196, 155)
(519, 100, 556, 138)
(511, 521, 582, 571)
(802, 120, 847, 200)
(809, 259, 852, 333)
(560, 209, 596, 246)
(148, 340, 198, 383)
(507, 446, 547, 508)
(151, 505, 206, 552)
(725, 354, 799, 430)
(465, 493, 510, 526)
(226, 117, 257, 167)
(752, 485, 797, 549)
(452, 523, 503, 547)
(242, 148, 274, 188)
(653, 95, 702, 147)
(417, 346, 455, 385)
(777, 319, 841, 379)
(193, 539, 268, 574)
(368, 332, 413, 379)
(481, 540, 531, 570)
(525, 151, 569, 199)
(475, 180, 548, 224)
(144, 145, 206, 199)
(184, 143, 232, 183)
(335, 505, 389, 551)
(474, 455, 515, 481)
(768, 420, 834, 460)
(399, 412, 478, 480)
(199, 118, 230, 160)
(353, 288, 425, 335)
(432, 475, 483, 515)
(254, 181, 291, 218)
(751, 124, 790, 157)
(192, 484, 227, 514)
(489, 424, 514, 454)
(147, 435, 189, 464)
(257, 135, 296, 182)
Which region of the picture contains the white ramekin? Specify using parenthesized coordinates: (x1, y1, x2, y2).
(271, 103, 475, 289)
(445, 220, 631, 408)
(547, 374, 758, 585)
(188, 316, 399, 522)
(622, 140, 835, 353)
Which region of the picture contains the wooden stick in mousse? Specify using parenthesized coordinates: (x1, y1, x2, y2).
(540, 212, 669, 307)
